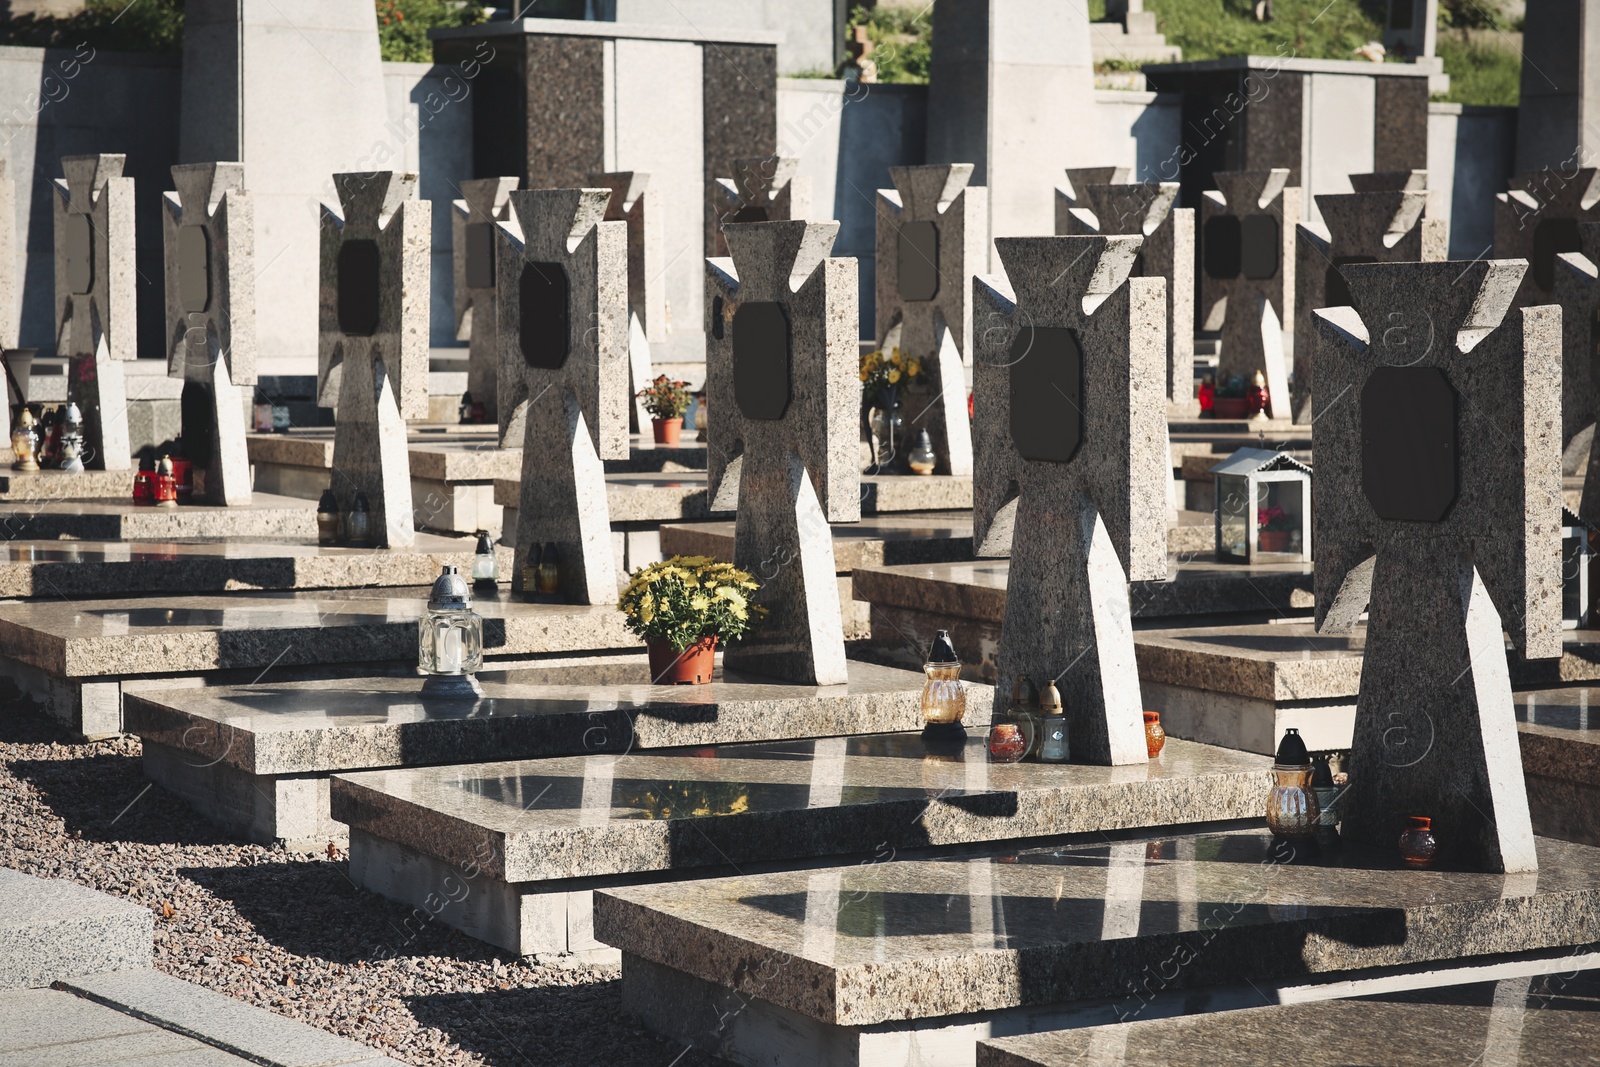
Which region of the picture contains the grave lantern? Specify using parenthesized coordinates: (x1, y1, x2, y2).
(1211, 447, 1312, 563)
(418, 565, 484, 698)
(1562, 508, 1597, 629)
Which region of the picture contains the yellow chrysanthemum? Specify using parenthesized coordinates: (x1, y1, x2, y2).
(907, 359, 921, 377)
(690, 596, 709, 611)
(887, 369, 901, 384)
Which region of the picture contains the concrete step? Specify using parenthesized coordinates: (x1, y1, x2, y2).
(332, 731, 1267, 957)
(60, 968, 405, 1067)
(0, 868, 151, 991)
(596, 828, 1600, 1067)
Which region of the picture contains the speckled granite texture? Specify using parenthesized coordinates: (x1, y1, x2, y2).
(979, 967, 1600, 1067)
(1516, 687, 1600, 787)
(162, 162, 255, 505)
(54, 154, 134, 470)
(497, 188, 628, 603)
(709, 157, 808, 259)
(451, 176, 519, 426)
(333, 734, 1266, 883)
(591, 171, 664, 432)
(1134, 623, 1365, 702)
(873, 164, 984, 476)
(126, 660, 947, 776)
(2, 586, 634, 679)
(1553, 221, 1600, 525)
(1314, 260, 1562, 872)
(0, 494, 319, 540)
(660, 514, 974, 574)
(705, 220, 858, 684)
(596, 829, 1600, 1028)
(0, 468, 130, 501)
(1494, 168, 1600, 308)
(971, 236, 1168, 765)
(1291, 170, 1446, 423)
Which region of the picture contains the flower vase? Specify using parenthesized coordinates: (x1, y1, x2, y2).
(870, 388, 903, 470)
(648, 636, 717, 685)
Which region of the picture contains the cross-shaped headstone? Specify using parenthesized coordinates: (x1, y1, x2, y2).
(872, 163, 984, 476)
(1494, 167, 1600, 306)
(496, 188, 628, 604)
(1058, 175, 1196, 414)
(0, 161, 17, 448)
(705, 219, 858, 685)
(1312, 259, 1561, 873)
(318, 171, 429, 548)
(54, 154, 134, 471)
(452, 176, 519, 431)
(972, 235, 1168, 765)
(161, 162, 255, 506)
(710, 157, 810, 258)
(1200, 169, 1299, 421)
(1554, 221, 1600, 512)
(590, 170, 664, 434)
(1292, 170, 1447, 424)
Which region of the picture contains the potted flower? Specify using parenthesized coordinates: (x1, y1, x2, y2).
(636, 375, 692, 444)
(1257, 504, 1294, 552)
(860, 347, 926, 468)
(620, 555, 766, 684)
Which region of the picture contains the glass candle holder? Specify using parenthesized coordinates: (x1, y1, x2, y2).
(419, 565, 484, 697)
(346, 492, 372, 547)
(472, 530, 498, 592)
(59, 402, 84, 472)
(154, 455, 178, 508)
(1266, 763, 1319, 838)
(132, 469, 154, 505)
(920, 629, 966, 725)
(1037, 681, 1068, 763)
(316, 489, 342, 546)
(10, 407, 38, 472)
(1144, 710, 1166, 758)
(536, 542, 562, 595)
(908, 429, 937, 476)
(1399, 816, 1438, 868)
(987, 721, 1026, 763)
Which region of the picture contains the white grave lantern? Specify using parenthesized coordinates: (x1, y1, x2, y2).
(1211, 447, 1312, 563)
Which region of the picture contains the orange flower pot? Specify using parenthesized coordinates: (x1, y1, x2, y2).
(648, 635, 716, 684)
(652, 417, 683, 445)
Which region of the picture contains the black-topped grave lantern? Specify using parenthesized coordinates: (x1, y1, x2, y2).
(1210, 447, 1312, 563)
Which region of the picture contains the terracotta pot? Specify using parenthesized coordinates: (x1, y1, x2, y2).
(648, 635, 716, 684)
(1143, 710, 1165, 758)
(1257, 529, 1290, 552)
(1212, 396, 1249, 419)
(652, 417, 683, 445)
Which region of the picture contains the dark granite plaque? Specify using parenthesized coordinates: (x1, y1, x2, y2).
(464, 222, 495, 290)
(178, 225, 210, 314)
(1008, 326, 1083, 464)
(1361, 365, 1458, 522)
(1389, 0, 1415, 31)
(1325, 254, 1377, 311)
(711, 295, 725, 341)
(1203, 215, 1241, 280)
(180, 381, 216, 467)
(1532, 216, 1582, 293)
(1241, 214, 1280, 280)
(336, 240, 381, 337)
(66, 214, 94, 296)
(897, 221, 939, 302)
(730, 205, 770, 225)
(518, 261, 570, 370)
(732, 301, 790, 421)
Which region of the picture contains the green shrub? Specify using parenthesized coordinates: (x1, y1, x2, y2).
(0, 0, 186, 52)
(1435, 32, 1520, 106)
(377, 0, 489, 63)
(845, 4, 931, 84)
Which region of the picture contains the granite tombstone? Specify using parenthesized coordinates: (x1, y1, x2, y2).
(1494, 168, 1600, 308)
(451, 176, 519, 430)
(710, 157, 810, 259)
(318, 171, 429, 548)
(706, 219, 858, 685)
(590, 171, 664, 434)
(1554, 220, 1600, 517)
(872, 164, 985, 477)
(0, 161, 16, 448)
(1292, 170, 1447, 424)
(1312, 259, 1561, 872)
(1201, 169, 1299, 421)
(972, 235, 1168, 765)
(1058, 172, 1196, 413)
(161, 162, 255, 506)
(54, 154, 135, 470)
(496, 188, 628, 605)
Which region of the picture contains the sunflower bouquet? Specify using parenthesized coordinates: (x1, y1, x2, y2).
(859, 346, 925, 410)
(620, 556, 766, 653)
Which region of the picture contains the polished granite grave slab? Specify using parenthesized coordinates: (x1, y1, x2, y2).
(126, 661, 951, 851)
(1517, 687, 1600, 849)
(599, 829, 1600, 1062)
(979, 966, 1600, 1067)
(332, 734, 1266, 955)
(0, 467, 132, 501)
(0, 533, 512, 598)
(0, 492, 319, 540)
(0, 586, 633, 679)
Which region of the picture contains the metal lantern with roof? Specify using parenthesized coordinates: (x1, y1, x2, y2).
(1211, 447, 1312, 563)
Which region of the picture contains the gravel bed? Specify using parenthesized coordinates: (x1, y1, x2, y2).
(0, 687, 729, 1067)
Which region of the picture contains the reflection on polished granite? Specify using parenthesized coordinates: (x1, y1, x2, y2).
(331, 734, 1268, 881)
(0, 533, 511, 598)
(0, 492, 319, 540)
(852, 558, 1318, 624)
(0, 587, 633, 678)
(595, 828, 1600, 1027)
(125, 660, 948, 775)
(1517, 687, 1600, 784)
(660, 513, 975, 572)
(980, 967, 1600, 1067)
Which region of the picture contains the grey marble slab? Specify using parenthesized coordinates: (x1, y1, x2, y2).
(126, 660, 947, 776)
(852, 559, 1318, 625)
(596, 829, 1600, 1028)
(0, 534, 511, 599)
(332, 734, 1268, 882)
(0, 493, 319, 540)
(0, 587, 634, 679)
(979, 967, 1600, 1067)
